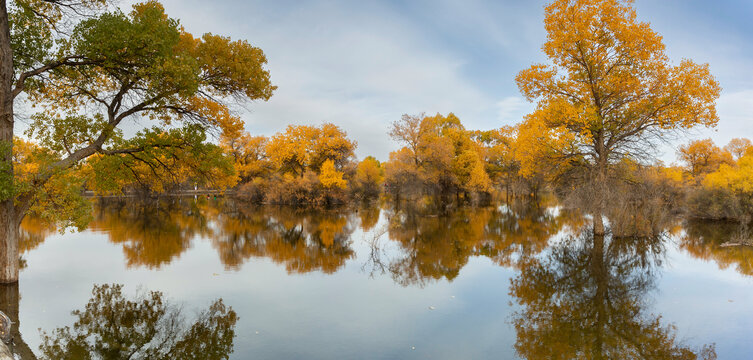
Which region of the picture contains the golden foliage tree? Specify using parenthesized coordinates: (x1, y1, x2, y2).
(221, 132, 270, 183)
(234, 123, 356, 205)
(516, 0, 720, 180)
(353, 156, 384, 198)
(677, 139, 733, 178)
(265, 123, 355, 177)
(318, 159, 347, 190)
(723, 138, 752, 161)
(474, 127, 518, 196)
(384, 113, 491, 200)
(704, 153, 753, 195)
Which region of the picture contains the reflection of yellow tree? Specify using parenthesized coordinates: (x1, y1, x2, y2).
(39, 284, 237, 360)
(385, 207, 489, 286)
(510, 228, 716, 359)
(483, 200, 583, 268)
(88, 199, 215, 269)
(18, 217, 56, 254)
(681, 221, 753, 277)
(358, 205, 381, 232)
(210, 204, 356, 273)
(382, 200, 582, 287)
(17, 216, 59, 270)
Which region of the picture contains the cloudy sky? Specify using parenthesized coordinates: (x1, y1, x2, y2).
(133, 0, 753, 162)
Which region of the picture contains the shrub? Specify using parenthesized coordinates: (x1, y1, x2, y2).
(687, 187, 745, 222)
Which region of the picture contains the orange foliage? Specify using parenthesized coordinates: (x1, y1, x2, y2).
(678, 139, 734, 178)
(516, 0, 720, 175)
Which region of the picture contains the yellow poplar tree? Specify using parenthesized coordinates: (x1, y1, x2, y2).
(516, 0, 720, 179)
(318, 159, 347, 190)
(677, 139, 733, 178)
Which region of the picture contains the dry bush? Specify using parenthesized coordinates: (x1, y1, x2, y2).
(235, 178, 267, 204)
(558, 164, 684, 237)
(686, 187, 746, 222)
(263, 172, 348, 206)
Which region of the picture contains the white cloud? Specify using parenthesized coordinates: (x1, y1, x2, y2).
(714, 89, 753, 143)
(114, 0, 753, 163)
(495, 96, 533, 126)
(137, 0, 506, 161)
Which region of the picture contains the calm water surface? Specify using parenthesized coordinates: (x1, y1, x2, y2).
(4, 197, 753, 359)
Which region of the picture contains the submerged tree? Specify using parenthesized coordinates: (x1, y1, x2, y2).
(516, 0, 719, 182)
(0, 0, 275, 282)
(384, 113, 490, 201)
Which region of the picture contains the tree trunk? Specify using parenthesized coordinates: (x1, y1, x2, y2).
(593, 210, 605, 236)
(0, 0, 19, 284)
(0, 214, 16, 284)
(592, 135, 609, 236)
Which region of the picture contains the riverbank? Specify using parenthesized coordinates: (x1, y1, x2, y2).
(81, 189, 235, 198)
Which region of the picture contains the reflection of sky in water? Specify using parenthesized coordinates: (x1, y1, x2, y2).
(655, 241, 753, 358)
(12, 203, 753, 359)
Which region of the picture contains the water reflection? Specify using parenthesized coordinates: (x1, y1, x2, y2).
(681, 221, 753, 276)
(510, 227, 716, 359)
(210, 203, 356, 273)
(88, 199, 214, 269)
(13, 197, 739, 358)
(482, 201, 584, 268)
(19, 197, 752, 282)
(19, 217, 57, 270)
(377, 201, 583, 287)
(33, 284, 236, 360)
(0, 283, 37, 359)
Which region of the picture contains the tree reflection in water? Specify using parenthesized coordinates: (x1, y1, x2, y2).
(18, 217, 57, 270)
(210, 202, 356, 273)
(85, 198, 358, 274)
(680, 221, 753, 277)
(36, 284, 237, 360)
(0, 283, 36, 360)
(12, 197, 731, 358)
(88, 199, 214, 269)
(380, 200, 582, 287)
(510, 227, 717, 359)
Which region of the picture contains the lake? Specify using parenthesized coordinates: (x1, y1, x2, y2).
(3, 197, 752, 359)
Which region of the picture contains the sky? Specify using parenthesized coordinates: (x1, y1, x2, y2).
(125, 0, 753, 162)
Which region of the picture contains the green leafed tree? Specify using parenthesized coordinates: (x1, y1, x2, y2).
(0, 0, 275, 282)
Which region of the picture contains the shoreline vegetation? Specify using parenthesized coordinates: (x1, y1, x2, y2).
(73, 122, 753, 226)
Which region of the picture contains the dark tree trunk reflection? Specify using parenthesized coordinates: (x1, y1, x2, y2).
(510, 226, 717, 359)
(0, 283, 37, 359)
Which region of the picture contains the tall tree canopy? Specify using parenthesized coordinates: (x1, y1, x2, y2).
(516, 0, 720, 178)
(0, 0, 275, 282)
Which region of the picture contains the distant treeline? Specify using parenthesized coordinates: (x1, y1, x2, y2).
(218, 114, 753, 224)
(15, 111, 748, 223)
